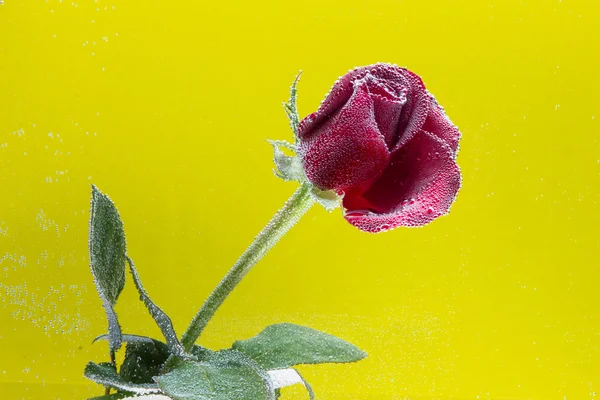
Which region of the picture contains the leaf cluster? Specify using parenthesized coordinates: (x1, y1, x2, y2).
(86, 186, 366, 399)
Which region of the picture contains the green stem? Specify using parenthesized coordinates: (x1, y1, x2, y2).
(104, 350, 116, 395)
(180, 183, 316, 351)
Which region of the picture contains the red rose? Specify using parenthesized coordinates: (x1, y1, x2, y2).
(297, 63, 461, 233)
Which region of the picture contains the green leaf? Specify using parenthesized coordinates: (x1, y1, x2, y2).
(232, 323, 367, 369)
(157, 351, 275, 400)
(126, 257, 187, 358)
(93, 334, 210, 384)
(84, 362, 161, 395)
(89, 185, 127, 305)
(190, 343, 216, 361)
(93, 333, 158, 345)
(119, 340, 171, 384)
(89, 185, 127, 352)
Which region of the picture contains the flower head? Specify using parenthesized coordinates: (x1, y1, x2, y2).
(297, 63, 461, 232)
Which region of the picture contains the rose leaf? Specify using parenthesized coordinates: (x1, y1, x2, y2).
(126, 257, 187, 358)
(89, 185, 127, 352)
(156, 351, 275, 400)
(231, 323, 367, 369)
(84, 362, 161, 395)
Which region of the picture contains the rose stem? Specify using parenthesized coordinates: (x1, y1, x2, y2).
(103, 350, 116, 395)
(180, 182, 315, 351)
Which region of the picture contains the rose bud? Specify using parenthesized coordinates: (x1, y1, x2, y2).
(297, 63, 461, 233)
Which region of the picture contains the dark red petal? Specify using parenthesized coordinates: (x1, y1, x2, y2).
(371, 92, 405, 150)
(298, 70, 358, 141)
(355, 65, 429, 151)
(393, 69, 430, 152)
(422, 95, 461, 155)
(298, 63, 413, 142)
(364, 73, 406, 101)
(299, 80, 390, 192)
(361, 63, 414, 83)
(343, 130, 461, 232)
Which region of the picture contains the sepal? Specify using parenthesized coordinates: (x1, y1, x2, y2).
(269, 140, 305, 183)
(311, 187, 340, 212)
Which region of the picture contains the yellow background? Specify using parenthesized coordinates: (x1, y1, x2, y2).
(1, 0, 599, 399)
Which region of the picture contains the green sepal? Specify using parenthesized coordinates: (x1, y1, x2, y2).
(283, 72, 302, 138)
(310, 187, 340, 212)
(268, 140, 305, 182)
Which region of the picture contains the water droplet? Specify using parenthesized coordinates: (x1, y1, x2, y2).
(345, 210, 372, 217)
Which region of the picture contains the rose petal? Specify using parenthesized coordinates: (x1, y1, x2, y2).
(353, 65, 429, 152)
(363, 73, 407, 102)
(343, 130, 461, 232)
(348, 71, 410, 151)
(422, 95, 461, 154)
(298, 63, 416, 143)
(393, 69, 430, 152)
(299, 79, 390, 192)
(364, 73, 408, 150)
(371, 93, 404, 150)
(298, 71, 357, 141)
